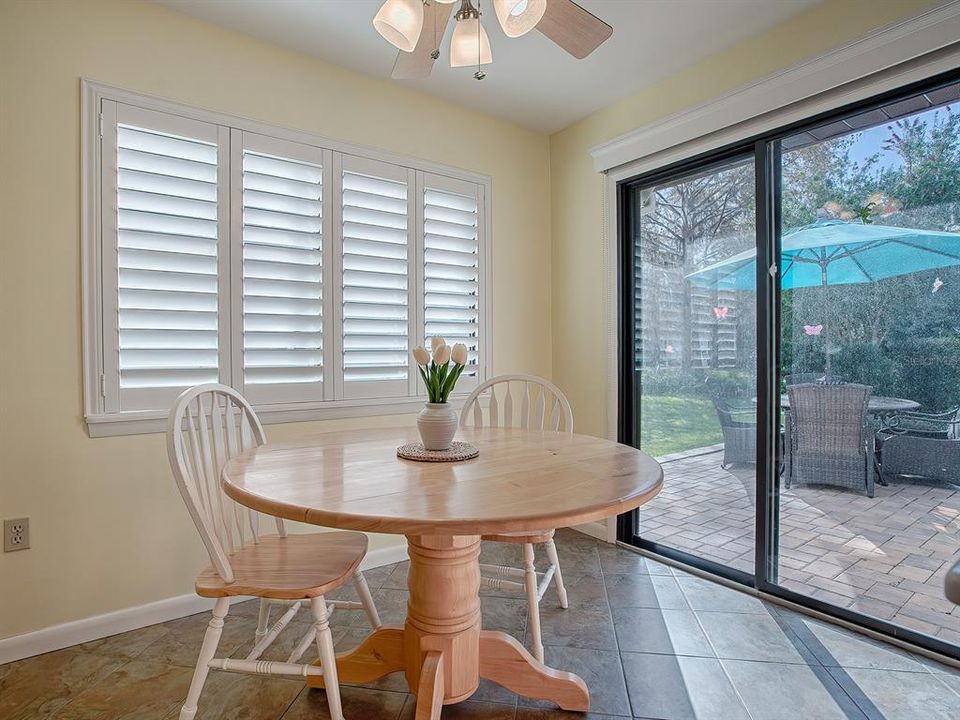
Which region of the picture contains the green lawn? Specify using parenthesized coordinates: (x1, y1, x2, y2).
(639, 395, 722, 458)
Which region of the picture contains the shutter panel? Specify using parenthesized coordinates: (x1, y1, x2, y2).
(107, 104, 228, 412)
(340, 157, 413, 399)
(236, 133, 327, 404)
(421, 173, 483, 391)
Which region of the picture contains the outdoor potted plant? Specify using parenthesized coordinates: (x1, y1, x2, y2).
(412, 336, 469, 450)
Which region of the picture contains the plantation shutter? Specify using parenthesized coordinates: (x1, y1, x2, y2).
(102, 103, 229, 412)
(233, 132, 329, 404)
(420, 173, 484, 393)
(339, 156, 414, 399)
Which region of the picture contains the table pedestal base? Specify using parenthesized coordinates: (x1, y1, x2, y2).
(307, 534, 589, 717)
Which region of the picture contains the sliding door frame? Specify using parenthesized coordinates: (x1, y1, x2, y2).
(616, 66, 960, 661)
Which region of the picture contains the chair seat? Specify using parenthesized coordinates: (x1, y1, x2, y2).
(195, 532, 368, 600)
(481, 528, 555, 544)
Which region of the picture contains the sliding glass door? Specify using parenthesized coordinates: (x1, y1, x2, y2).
(619, 71, 960, 659)
(624, 155, 758, 580)
(775, 88, 960, 645)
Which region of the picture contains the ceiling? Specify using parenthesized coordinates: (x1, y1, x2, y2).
(153, 0, 819, 134)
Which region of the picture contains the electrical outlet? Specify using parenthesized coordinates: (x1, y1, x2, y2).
(4, 518, 29, 552)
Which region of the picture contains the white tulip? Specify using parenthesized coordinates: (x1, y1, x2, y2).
(412, 346, 430, 366)
(433, 344, 451, 365)
(451, 343, 468, 366)
(430, 335, 446, 352)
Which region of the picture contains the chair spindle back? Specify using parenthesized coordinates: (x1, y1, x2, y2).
(167, 384, 280, 584)
(460, 374, 573, 433)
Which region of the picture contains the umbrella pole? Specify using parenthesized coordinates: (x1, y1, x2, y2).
(821, 261, 831, 376)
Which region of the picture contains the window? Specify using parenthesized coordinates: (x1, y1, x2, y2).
(84, 87, 489, 435)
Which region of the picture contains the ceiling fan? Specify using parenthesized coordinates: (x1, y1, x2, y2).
(373, 0, 613, 81)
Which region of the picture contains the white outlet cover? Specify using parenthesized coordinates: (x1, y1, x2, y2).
(4, 517, 29, 552)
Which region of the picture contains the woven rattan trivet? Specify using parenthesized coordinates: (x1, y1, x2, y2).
(396, 441, 479, 462)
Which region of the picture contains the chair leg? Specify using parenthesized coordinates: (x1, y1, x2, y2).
(353, 569, 381, 629)
(523, 543, 544, 663)
(544, 538, 568, 609)
(255, 598, 272, 642)
(179, 597, 230, 720)
(312, 597, 344, 720)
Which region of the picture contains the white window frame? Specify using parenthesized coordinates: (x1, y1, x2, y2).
(82, 81, 492, 437)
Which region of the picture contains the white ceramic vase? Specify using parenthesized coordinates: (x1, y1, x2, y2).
(417, 402, 458, 451)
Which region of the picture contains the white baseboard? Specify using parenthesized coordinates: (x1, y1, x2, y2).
(571, 519, 616, 543)
(0, 542, 408, 666)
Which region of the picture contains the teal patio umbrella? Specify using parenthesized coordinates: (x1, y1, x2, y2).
(687, 219, 960, 371)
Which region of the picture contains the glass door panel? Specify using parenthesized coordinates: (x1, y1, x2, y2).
(776, 84, 960, 642)
(628, 156, 758, 576)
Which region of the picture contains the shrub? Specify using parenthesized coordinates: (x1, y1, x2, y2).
(893, 337, 960, 412)
(639, 368, 755, 398)
(832, 342, 898, 395)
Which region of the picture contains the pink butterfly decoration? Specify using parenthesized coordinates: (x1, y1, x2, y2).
(803, 324, 823, 336)
(713, 306, 729, 320)
(665, 344, 675, 354)
(933, 277, 944, 293)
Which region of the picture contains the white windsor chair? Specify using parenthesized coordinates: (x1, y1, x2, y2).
(167, 384, 381, 720)
(460, 374, 574, 662)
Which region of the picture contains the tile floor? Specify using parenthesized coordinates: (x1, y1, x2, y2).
(641, 450, 960, 641)
(2, 529, 959, 719)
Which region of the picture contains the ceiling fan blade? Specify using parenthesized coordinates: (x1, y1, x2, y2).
(392, 1, 455, 80)
(536, 0, 613, 60)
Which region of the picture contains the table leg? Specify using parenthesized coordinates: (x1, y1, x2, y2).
(308, 533, 590, 714)
(415, 650, 445, 720)
(404, 534, 483, 703)
(478, 631, 589, 711)
(306, 626, 405, 688)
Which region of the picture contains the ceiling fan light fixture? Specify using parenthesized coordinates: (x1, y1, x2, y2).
(493, 0, 545, 38)
(449, 16, 492, 68)
(373, 0, 424, 53)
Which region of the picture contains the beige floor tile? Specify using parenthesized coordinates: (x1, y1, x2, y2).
(55, 659, 192, 719)
(0, 648, 126, 719)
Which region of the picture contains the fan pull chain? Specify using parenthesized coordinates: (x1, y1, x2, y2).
(430, 0, 440, 60)
(475, 0, 486, 80)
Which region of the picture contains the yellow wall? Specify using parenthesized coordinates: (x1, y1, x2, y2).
(549, 0, 942, 439)
(0, 0, 945, 642)
(0, 0, 551, 639)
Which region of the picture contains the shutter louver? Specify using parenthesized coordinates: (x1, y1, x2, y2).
(341, 164, 410, 395)
(116, 123, 220, 391)
(423, 183, 481, 377)
(241, 149, 324, 394)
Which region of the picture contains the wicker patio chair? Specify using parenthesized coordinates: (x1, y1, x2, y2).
(784, 383, 875, 497)
(711, 394, 756, 468)
(877, 407, 960, 485)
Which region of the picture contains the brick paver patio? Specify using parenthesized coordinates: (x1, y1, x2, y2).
(639, 449, 960, 644)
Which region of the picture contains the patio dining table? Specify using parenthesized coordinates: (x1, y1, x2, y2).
(779, 394, 920, 416)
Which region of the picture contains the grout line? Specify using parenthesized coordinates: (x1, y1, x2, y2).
(680, 581, 758, 720)
(597, 541, 639, 720)
(929, 671, 960, 700)
(277, 686, 306, 720)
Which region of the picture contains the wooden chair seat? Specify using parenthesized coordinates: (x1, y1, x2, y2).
(481, 529, 554, 545)
(195, 531, 368, 600)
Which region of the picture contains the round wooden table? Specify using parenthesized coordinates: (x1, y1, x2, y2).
(221, 426, 663, 718)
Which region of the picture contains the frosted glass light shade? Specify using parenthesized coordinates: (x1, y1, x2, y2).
(450, 18, 492, 67)
(373, 0, 424, 52)
(494, 0, 546, 37)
